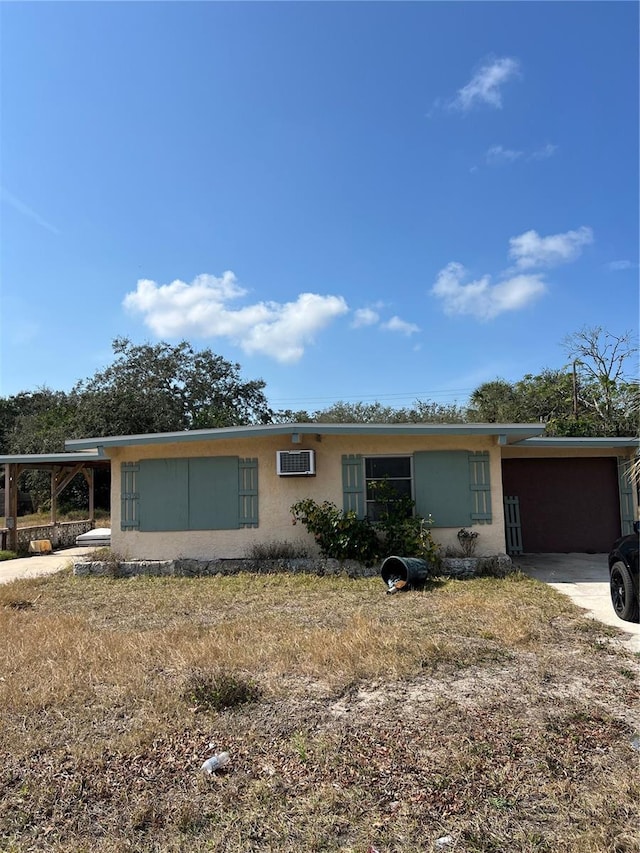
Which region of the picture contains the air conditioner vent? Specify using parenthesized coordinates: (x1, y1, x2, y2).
(276, 449, 316, 476)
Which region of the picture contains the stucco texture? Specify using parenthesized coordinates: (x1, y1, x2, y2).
(108, 434, 506, 561)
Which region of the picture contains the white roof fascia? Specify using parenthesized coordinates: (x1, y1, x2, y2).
(65, 422, 547, 452)
(513, 437, 638, 449)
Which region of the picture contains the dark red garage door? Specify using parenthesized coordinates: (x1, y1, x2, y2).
(502, 458, 621, 553)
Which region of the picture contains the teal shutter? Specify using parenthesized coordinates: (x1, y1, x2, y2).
(239, 458, 259, 528)
(188, 457, 239, 530)
(135, 456, 258, 532)
(138, 459, 189, 531)
(120, 462, 140, 530)
(469, 452, 492, 524)
(137, 457, 245, 531)
(414, 451, 472, 527)
(342, 454, 364, 517)
(618, 457, 635, 535)
(503, 496, 522, 554)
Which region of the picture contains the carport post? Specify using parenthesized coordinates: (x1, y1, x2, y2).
(50, 467, 58, 525)
(4, 463, 18, 552)
(84, 467, 95, 527)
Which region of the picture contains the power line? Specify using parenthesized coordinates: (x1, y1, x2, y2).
(267, 387, 476, 406)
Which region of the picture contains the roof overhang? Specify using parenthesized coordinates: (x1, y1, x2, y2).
(511, 437, 639, 449)
(65, 422, 547, 452)
(0, 451, 108, 468)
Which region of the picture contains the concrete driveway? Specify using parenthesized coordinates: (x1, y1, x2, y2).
(0, 547, 95, 585)
(516, 553, 640, 653)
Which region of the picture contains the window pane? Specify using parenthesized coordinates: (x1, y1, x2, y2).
(365, 457, 411, 479)
(364, 456, 413, 521)
(366, 479, 412, 501)
(367, 502, 386, 523)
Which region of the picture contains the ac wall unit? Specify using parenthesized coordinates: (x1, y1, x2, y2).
(276, 449, 316, 476)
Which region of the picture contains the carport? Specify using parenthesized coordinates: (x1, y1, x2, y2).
(1, 451, 110, 552)
(501, 437, 637, 554)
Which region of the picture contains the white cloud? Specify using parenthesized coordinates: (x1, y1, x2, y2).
(351, 307, 380, 328)
(351, 305, 419, 336)
(529, 143, 557, 160)
(452, 57, 520, 111)
(381, 316, 420, 335)
(431, 262, 546, 321)
(486, 145, 523, 165)
(509, 226, 593, 269)
(484, 143, 557, 167)
(431, 224, 593, 321)
(123, 272, 348, 363)
(606, 259, 635, 271)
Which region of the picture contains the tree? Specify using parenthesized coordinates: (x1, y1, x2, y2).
(309, 400, 467, 424)
(0, 388, 82, 512)
(270, 409, 314, 424)
(311, 401, 407, 423)
(0, 395, 22, 454)
(467, 380, 522, 423)
(0, 343, 273, 512)
(404, 400, 467, 424)
(510, 370, 594, 435)
(3, 388, 77, 454)
(563, 326, 639, 436)
(72, 338, 273, 437)
(467, 366, 638, 437)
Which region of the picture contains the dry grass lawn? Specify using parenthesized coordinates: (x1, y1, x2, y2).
(0, 567, 638, 853)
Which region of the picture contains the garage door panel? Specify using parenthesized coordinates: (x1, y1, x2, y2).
(502, 458, 620, 553)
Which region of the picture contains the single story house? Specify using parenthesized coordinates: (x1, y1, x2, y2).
(63, 423, 639, 560)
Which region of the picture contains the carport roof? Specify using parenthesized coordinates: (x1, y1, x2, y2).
(65, 422, 547, 451)
(515, 437, 638, 448)
(0, 451, 108, 467)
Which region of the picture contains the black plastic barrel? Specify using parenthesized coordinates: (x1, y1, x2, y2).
(380, 556, 429, 591)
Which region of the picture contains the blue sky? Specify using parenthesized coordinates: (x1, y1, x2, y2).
(1, 1, 638, 413)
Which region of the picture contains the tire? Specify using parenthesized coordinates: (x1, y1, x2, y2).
(609, 561, 640, 623)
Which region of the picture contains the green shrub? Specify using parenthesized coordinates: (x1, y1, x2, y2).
(290, 499, 379, 566)
(370, 481, 440, 566)
(0, 550, 17, 562)
(291, 488, 441, 569)
(181, 668, 261, 712)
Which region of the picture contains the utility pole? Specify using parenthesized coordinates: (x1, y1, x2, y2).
(572, 359, 581, 419)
